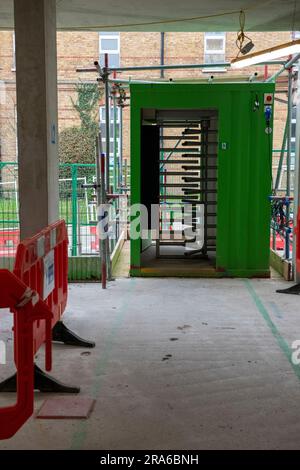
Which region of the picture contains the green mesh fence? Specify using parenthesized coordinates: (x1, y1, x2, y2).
(0, 163, 19, 268)
(0, 162, 130, 267)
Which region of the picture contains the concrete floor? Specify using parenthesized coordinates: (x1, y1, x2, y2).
(1, 275, 300, 449)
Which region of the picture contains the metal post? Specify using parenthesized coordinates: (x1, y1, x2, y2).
(71, 164, 78, 256)
(107, 61, 284, 74)
(267, 54, 300, 82)
(264, 65, 268, 80)
(104, 53, 110, 192)
(77, 199, 82, 256)
(285, 226, 292, 260)
(201, 120, 209, 255)
(293, 61, 300, 282)
(119, 105, 123, 189)
(77, 60, 285, 76)
(285, 67, 293, 259)
(100, 150, 107, 289)
(113, 93, 118, 192)
(160, 33, 165, 200)
(274, 120, 288, 192)
(98, 132, 112, 285)
(272, 225, 276, 250)
(160, 32, 165, 79)
(95, 135, 104, 287)
(287, 68, 293, 200)
(124, 159, 128, 189)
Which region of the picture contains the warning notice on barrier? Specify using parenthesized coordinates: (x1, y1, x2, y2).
(43, 249, 55, 300)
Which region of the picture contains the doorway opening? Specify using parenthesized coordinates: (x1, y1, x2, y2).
(140, 108, 218, 276)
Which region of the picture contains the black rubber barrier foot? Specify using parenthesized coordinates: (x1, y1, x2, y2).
(52, 321, 95, 348)
(276, 283, 300, 295)
(0, 364, 80, 393)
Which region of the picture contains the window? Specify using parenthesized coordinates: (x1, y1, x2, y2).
(204, 32, 226, 71)
(290, 106, 297, 166)
(99, 32, 120, 68)
(99, 106, 120, 164)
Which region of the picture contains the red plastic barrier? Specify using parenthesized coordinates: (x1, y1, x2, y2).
(90, 225, 99, 252)
(0, 229, 19, 257)
(270, 228, 293, 251)
(0, 270, 52, 439)
(0, 220, 68, 439)
(13, 220, 68, 366)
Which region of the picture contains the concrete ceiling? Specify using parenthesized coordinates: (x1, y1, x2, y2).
(0, 0, 300, 31)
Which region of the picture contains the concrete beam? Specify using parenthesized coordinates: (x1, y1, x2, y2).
(14, 0, 59, 239)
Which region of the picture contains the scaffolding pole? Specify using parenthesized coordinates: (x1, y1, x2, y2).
(119, 105, 123, 189)
(97, 135, 107, 289)
(286, 68, 293, 207)
(267, 54, 300, 82)
(104, 57, 110, 192)
(293, 62, 300, 282)
(112, 93, 118, 192)
(107, 61, 284, 73)
(77, 60, 285, 76)
(274, 120, 288, 192)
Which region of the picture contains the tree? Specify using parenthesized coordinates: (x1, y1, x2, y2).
(71, 82, 101, 135)
(59, 126, 96, 164)
(59, 82, 102, 163)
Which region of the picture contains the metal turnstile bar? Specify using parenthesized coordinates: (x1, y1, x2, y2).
(160, 136, 199, 140)
(182, 165, 217, 170)
(160, 148, 202, 153)
(160, 195, 199, 200)
(159, 159, 199, 164)
(160, 171, 199, 176)
(161, 183, 199, 188)
(182, 129, 217, 135)
(182, 177, 217, 182)
(182, 141, 218, 146)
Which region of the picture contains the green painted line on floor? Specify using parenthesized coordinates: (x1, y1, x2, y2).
(70, 278, 136, 450)
(244, 279, 300, 382)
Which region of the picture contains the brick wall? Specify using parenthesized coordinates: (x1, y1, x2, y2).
(0, 30, 293, 168)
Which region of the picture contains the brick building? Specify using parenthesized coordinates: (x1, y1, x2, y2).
(0, 31, 293, 175)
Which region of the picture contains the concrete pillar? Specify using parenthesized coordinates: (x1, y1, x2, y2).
(14, 0, 59, 239)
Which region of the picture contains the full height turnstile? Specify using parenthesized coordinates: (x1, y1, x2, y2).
(157, 111, 218, 260)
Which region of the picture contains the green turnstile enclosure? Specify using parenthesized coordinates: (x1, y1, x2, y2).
(130, 82, 275, 278)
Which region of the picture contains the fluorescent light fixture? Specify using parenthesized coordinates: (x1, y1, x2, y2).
(231, 39, 300, 68)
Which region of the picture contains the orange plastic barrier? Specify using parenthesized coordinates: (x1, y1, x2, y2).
(13, 220, 68, 363)
(0, 220, 68, 439)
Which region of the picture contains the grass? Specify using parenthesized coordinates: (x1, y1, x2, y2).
(0, 196, 18, 225)
(0, 196, 96, 227)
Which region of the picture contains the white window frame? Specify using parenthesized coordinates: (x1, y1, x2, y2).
(203, 32, 226, 73)
(99, 32, 120, 68)
(99, 106, 120, 159)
